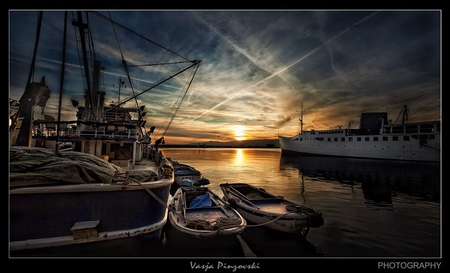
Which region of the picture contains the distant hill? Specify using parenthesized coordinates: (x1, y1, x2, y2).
(161, 139, 280, 148)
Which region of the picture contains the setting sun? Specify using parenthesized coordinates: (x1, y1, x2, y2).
(233, 125, 246, 141)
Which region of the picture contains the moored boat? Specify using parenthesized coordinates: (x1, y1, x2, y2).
(219, 183, 324, 237)
(278, 105, 440, 162)
(170, 159, 203, 186)
(9, 146, 174, 257)
(167, 178, 246, 241)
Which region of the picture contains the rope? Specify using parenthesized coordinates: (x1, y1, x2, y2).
(157, 62, 201, 138)
(107, 11, 145, 137)
(126, 176, 170, 208)
(91, 11, 191, 62)
(240, 212, 292, 228)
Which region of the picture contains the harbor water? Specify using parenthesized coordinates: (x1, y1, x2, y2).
(158, 148, 441, 258)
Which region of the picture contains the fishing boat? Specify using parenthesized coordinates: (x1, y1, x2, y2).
(167, 178, 246, 241)
(219, 183, 324, 237)
(9, 11, 200, 256)
(279, 105, 440, 162)
(9, 146, 173, 257)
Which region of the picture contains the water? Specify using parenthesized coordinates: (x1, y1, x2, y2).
(158, 148, 441, 258)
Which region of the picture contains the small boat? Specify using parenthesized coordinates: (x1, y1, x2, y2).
(169, 159, 203, 186)
(168, 178, 246, 240)
(219, 183, 324, 237)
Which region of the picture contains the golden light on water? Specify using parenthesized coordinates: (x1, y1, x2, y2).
(234, 148, 244, 165)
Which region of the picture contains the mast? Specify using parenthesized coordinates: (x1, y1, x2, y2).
(56, 11, 68, 152)
(299, 102, 303, 134)
(401, 105, 409, 124)
(11, 12, 51, 147)
(72, 11, 102, 122)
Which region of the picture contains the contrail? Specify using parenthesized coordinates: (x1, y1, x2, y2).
(189, 11, 379, 123)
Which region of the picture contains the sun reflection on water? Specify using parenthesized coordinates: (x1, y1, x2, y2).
(234, 148, 244, 165)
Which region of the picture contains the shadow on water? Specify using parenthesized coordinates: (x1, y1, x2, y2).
(238, 224, 324, 257)
(160, 220, 323, 257)
(279, 154, 441, 205)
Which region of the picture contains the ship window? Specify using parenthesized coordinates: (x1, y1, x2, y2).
(406, 125, 418, 134)
(300, 138, 303, 141)
(328, 138, 331, 141)
(393, 136, 399, 141)
(341, 137, 345, 141)
(420, 124, 434, 133)
(403, 136, 410, 141)
(334, 138, 338, 141)
(383, 136, 388, 141)
(365, 137, 370, 141)
(349, 137, 353, 142)
(392, 126, 404, 134)
(357, 137, 361, 141)
(373, 137, 378, 141)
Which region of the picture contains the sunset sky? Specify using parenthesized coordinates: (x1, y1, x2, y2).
(9, 10, 441, 145)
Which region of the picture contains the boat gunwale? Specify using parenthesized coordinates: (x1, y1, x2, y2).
(9, 176, 174, 194)
(219, 183, 320, 219)
(168, 187, 246, 237)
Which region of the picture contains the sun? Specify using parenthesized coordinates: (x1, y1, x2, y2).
(233, 125, 246, 141)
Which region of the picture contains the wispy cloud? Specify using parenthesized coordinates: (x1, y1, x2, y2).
(9, 10, 441, 144)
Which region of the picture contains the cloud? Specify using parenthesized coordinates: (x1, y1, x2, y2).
(9, 10, 441, 144)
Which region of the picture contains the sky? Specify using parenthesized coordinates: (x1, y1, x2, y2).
(9, 9, 441, 145)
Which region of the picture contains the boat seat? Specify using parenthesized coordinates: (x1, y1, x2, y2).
(250, 198, 284, 206)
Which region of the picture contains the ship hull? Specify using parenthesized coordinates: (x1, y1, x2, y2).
(9, 181, 172, 257)
(279, 134, 440, 162)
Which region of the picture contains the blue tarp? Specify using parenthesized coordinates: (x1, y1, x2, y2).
(189, 193, 211, 208)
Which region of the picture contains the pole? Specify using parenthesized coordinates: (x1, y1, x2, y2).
(56, 11, 68, 152)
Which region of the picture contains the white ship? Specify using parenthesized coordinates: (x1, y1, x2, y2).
(278, 105, 440, 162)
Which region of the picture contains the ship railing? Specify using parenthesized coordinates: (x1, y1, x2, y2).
(382, 121, 440, 135)
(76, 123, 140, 139)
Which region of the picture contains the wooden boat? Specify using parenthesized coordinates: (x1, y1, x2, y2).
(169, 159, 203, 186)
(219, 183, 324, 237)
(168, 178, 246, 240)
(9, 11, 200, 257)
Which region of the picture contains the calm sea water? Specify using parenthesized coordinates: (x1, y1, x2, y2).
(157, 148, 441, 259)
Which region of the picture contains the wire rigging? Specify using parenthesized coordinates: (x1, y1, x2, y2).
(107, 11, 146, 136)
(90, 11, 191, 62)
(156, 62, 201, 138)
(74, 10, 201, 142)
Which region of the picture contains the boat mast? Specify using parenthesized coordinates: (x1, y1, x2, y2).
(11, 11, 51, 147)
(299, 102, 303, 134)
(394, 105, 409, 124)
(401, 105, 409, 124)
(72, 11, 101, 122)
(56, 11, 68, 153)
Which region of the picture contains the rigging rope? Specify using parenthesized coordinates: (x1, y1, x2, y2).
(91, 11, 191, 62)
(157, 62, 201, 138)
(27, 11, 43, 84)
(108, 11, 145, 136)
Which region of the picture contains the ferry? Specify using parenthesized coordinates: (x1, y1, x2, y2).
(278, 106, 440, 162)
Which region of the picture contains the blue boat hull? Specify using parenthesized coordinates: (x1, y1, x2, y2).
(10, 183, 171, 257)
